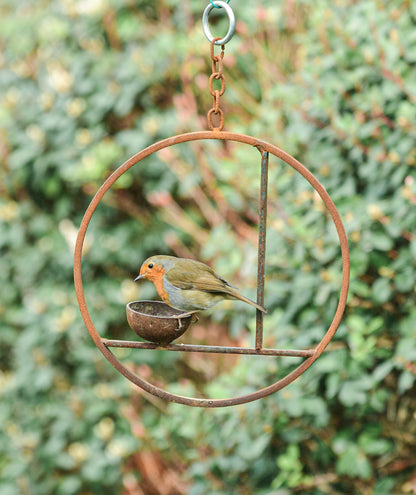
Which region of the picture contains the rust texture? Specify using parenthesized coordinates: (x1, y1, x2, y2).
(101, 339, 315, 358)
(74, 131, 350, 407)
(255, 150, 268, 350)
(207, 38, 225, 131)
(126, 300, 194, 346)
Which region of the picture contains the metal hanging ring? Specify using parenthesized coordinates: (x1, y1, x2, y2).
(202, 1, 236, 45)
(74, 131, 350, 408)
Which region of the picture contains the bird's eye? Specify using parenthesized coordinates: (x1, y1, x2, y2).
(148, 263, 154, 269)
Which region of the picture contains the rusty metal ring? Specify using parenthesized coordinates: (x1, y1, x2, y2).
(207, 108, 224, 131)
(74, 131, 350, 408)
(209, 73, 225, 96)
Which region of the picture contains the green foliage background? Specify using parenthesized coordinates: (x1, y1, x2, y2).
(1, 0, 415, 494)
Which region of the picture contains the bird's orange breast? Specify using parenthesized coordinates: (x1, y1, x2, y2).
(146, 265, 170, 303)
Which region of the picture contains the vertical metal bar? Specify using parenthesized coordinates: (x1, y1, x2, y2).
(256, 150, 269, 350)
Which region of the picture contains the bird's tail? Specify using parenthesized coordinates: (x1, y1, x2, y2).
(229, 289, 267, 313)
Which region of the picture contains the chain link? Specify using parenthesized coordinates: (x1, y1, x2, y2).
(207, 37, 225, 131)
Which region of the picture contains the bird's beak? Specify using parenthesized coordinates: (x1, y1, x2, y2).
(134, 274, 144, 282)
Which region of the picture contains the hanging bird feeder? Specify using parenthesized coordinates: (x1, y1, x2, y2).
(74, 1, 350, 407)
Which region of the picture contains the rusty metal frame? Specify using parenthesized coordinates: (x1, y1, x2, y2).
(74, 131, 350, 407)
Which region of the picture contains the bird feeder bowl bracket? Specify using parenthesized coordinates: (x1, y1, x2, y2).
(74, 131, 350, 408)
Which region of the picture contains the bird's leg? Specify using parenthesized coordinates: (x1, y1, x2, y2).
(175, 311, 199, 330)
(179, 310, 199, 318)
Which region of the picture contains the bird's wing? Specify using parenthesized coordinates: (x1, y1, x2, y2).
(165, 262, 233, 293)
(165, 260, 267, 313)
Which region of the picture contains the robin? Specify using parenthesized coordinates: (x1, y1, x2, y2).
(134, 255, 267, 315)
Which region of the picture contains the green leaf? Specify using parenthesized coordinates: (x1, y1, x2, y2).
(336, 445, 372, 479)
(339, 378, 373, 407)
(371, 277, 392, 303)
(373, 361, 394, 382)
(372, 232, 394, 251)
(398, 370, 415, 393)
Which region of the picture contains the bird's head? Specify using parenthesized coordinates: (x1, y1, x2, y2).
(134, 255, 176, 283)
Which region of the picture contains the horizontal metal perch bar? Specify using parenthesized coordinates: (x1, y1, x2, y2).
(101, 338, 315, 358)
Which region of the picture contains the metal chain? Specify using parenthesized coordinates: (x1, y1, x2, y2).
(207, 37, 225, 132)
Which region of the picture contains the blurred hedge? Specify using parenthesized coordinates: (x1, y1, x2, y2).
(1, 0, 415, 494)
